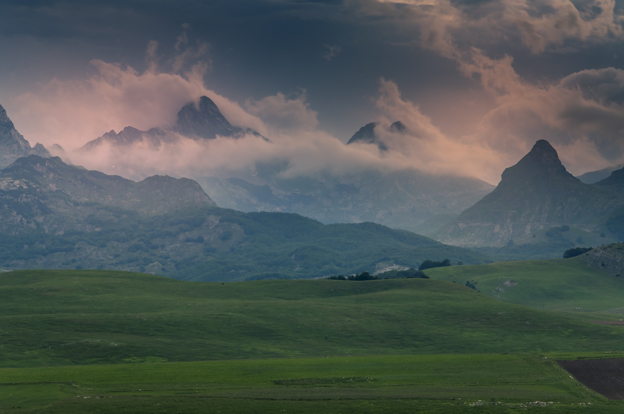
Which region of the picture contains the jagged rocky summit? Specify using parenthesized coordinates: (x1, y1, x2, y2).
(0, 104, 50, 168)
(80, 96, 262, 151)
(346, 120, 407, 151)
(433, 140, 624, 247)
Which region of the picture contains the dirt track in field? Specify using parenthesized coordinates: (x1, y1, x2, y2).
(558, 359, 624, 400)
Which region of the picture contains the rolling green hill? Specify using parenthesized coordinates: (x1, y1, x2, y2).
(425, 256, 624, 312)
(2, 269, 624, 369)
(0, 205, 486, 281)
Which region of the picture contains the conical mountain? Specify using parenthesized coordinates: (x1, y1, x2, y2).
(0, 104, 49, 168)
(433, 140, 622, 247)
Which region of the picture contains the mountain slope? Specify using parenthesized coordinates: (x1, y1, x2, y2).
(199, 168, 494, 234)
(577, 163, 624, 184)
(0, 104, 49, 168)
(1, 155, 214, 218)
(0, 155, 485, 279)
(434, 140, 623, 247)
(199, 119, 493, 233)
(594, 165, 624, 192)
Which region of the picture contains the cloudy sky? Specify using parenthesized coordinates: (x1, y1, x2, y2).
(0, 0, 623, 183)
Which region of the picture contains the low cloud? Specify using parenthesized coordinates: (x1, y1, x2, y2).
(245, 91, 319, 133)
(7, 21, 624, 187)
(11, 35, 264, 150)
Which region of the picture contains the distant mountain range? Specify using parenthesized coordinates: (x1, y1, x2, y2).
(74, 96, 495, 233)
(5, 95, 623, 265)
(434, 140, 624, 247)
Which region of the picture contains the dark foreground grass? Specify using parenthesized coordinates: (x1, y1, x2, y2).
(3, 270, 624, 367)
(2, 354, 623, 413)
(426, 258, 624, 313)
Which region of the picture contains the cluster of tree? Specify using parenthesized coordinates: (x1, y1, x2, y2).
(329, 272, 378, 281)
(465, 280, 479, 291)
(418, 259, 451, 271)
(328, 268, 429, 281)
(563, 247, 593, 259)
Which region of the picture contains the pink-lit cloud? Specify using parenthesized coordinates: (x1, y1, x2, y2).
(368, 0, 623, 55)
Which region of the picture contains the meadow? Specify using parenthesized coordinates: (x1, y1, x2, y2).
(2, 353, 624, 413)
(425, 257, 624, 312)
(2, 268, 624, 412)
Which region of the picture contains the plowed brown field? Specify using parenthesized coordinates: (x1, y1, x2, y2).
(558, 359, 624, 400)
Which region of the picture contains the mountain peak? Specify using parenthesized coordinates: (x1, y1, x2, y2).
(0, 104, 15, 130)
(432, 139, 624, 247)
(390, 121, 407, 134)
(500, 140, 570, 184)
(174, 96, 239, 139)
(346, 122, 389, 151)
(0, 104, 50, 168)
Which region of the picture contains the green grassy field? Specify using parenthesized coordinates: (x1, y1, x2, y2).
(3, 268, 624, 412)
(426, 258, 624, 313)
(3, 269, 624, 368)
(2, 354, 623, 413)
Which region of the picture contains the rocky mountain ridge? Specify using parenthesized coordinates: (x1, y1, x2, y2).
(0, 104, 50, 168)
(0, 155, 215, 236)
(79, 96, 262, 151)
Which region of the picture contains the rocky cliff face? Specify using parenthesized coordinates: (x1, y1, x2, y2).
(434, 140, 624, 247)
(0, 104, 50, 168)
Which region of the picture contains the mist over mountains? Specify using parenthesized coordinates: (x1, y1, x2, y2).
(69, 96, 495, 234)
(1, 93, 624, 279)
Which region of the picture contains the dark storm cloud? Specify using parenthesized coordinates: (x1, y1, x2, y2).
(1, 0, 624, 183)
(560, 67, 624, 104)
